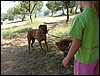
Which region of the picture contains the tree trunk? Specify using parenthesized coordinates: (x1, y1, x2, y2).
(62, 7, 65, 15)
(62, 1, 70, 23)
(29, 1, 32, 23)
(22, 13, 25, 21)
(29, 13, 32, 23)
(80, 7, 83, 13)
(35, 10, 37, 18)
(52, 10, 53, 16)
(66, 5, 69, 23)
(30, 1, 37, 14)
(70, 7, 73, 13)
(75, 6, 78, 14)
(80, 8, 83, 12)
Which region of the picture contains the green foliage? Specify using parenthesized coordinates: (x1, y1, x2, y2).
(44, 10, 50, 16)
(46, 1, 57, 16)
(7, 7, 14, 15)
(46, 1, 68, 16)
(20, 1, 43, 14)
(5, 8, 15, 20)
(33, 1, 43, 17)
(1, 13, 8, 21)
(35, 1, 43, 12)
(20, 1, 33, 13)
(55, 1, 64, 11)
(69, 1, 76, 8)
(50, 25, 70, 39)
(8, 14, 14, 20)
(46, 1, 75, 15)
(13, 3, 26, 15)
(5, 1, 43, 22)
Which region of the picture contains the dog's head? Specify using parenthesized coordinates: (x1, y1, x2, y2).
(38, 25, 48, 35)
(55, 39, 72, 51)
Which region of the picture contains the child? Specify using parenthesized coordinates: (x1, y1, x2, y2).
(62, 1, 99, 75)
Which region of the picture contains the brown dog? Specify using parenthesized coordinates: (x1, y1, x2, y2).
(55, 38, 72, 57)
(27, 25, 48, 52)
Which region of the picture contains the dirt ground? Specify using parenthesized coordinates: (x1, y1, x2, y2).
(1, 16, 74, 75)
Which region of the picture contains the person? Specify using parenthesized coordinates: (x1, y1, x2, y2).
(62, 1, 99, 75)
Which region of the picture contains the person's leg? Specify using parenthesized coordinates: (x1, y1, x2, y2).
(74, 60, 98, 75)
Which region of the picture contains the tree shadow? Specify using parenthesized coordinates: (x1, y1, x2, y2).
(48, 14, 67, 17)
(1, 17, 73, 75)
(13, 28, 30, 34)
(1, 37, 73, 75)
(7, 20, 26, 24)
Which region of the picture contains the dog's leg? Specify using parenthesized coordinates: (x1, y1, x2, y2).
(31, 37, 35, 48)
(64, 52, 67, 57)
(27, 38, 31, 53)
(63, 51, 68, 57)
(44, 39, 48, 51)
(62, 51, 67, 57)
(39, 41, 43, 50)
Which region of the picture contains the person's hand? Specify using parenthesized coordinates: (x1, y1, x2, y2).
(62, 38, 80, 68)
(62, 57, 69, 68)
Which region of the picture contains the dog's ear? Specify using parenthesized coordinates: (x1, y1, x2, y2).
(55, 42, 58, 46)
(39, 25, 47, 28)
(39, 25, 43, 28)
(43, 25, 47, 28)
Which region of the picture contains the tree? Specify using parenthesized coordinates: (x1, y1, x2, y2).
(6, 2, 28, 21)
(1, 13, 8, 21)
(7, 7, 15, 20)
(19, 1, 38, 23)
(62, 1, 70, 23)
(34, 1, 43, 18)
(7, 1, 43, 22)
(74, 1, 82, 14)
(54, 1, 66, 15)
(20, 1, 43, 23)
(44, 10, 50, 16)
(11, 3, 27, 21)
(69, 1, 76, 13)
(17, 2, 28, 21)
(46, 1, 57, 16)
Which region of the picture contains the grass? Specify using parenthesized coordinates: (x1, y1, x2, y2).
(1, 18, 43, 40)
(51, 25, 69, 38)
(28, 22, 74, 75)
(48, 21, 71, 42)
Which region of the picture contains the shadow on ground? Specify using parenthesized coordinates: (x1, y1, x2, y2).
(1, 19, 73, 75)
(1, 36, 73, 75)
(7, 20, 27, 24)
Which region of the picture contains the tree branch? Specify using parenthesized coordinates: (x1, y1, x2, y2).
(30, 1, 38, 14)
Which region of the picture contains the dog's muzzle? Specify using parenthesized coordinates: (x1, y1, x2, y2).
(43, 30, 48, 34)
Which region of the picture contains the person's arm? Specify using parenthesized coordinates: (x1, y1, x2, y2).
(62, 38, 80, 68)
